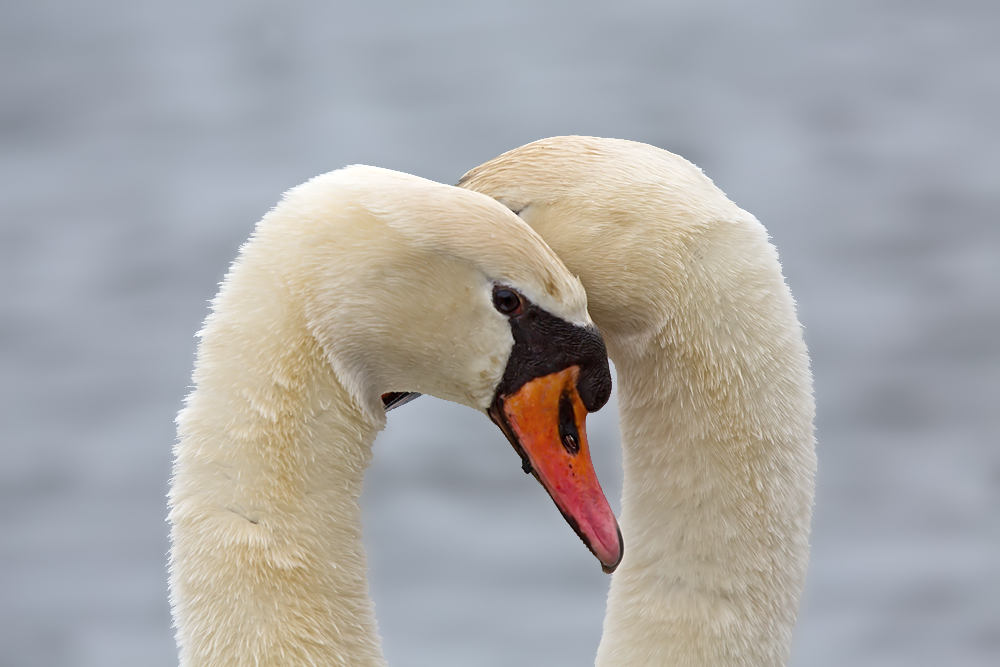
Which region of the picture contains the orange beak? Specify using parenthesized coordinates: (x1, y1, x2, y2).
(488, 366, 623, 573)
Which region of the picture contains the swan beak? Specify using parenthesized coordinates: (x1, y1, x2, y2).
(488, 366, 623, 573)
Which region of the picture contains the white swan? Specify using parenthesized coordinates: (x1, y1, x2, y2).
(460, 136, 816, 667)
(168, 165, 624, 667)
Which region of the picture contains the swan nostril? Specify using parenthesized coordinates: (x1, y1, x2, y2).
(558, 391, 581, 455)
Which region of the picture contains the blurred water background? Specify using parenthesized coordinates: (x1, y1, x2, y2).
(2, 1, 998, 665)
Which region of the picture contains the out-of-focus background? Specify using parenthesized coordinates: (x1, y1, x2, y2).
(2, 1, 997, 666)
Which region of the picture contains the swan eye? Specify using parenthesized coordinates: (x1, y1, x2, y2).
(493, 287, 523, 316)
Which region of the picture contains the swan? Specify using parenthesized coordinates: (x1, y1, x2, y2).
(459, 136, 817, 667)
(168, 165, 624, 667)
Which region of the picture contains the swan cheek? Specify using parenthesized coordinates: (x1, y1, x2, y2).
(489, 366, 624, 573)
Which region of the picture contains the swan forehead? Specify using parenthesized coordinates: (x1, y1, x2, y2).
(333, 165, 592, 326)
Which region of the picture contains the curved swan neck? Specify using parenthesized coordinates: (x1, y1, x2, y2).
(170, 255, 387, 667)
(596, 237, 815, 667)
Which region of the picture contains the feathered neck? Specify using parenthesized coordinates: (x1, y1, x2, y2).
(169, 250, 388, 667)
(595, 227, 815, 667)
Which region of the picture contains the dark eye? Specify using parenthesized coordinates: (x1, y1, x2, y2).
(493, 287, 523, 315)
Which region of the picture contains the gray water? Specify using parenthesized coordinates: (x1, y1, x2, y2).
(1, 1, 997, 665)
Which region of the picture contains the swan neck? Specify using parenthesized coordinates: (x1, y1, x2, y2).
(597, 300, 815, 667)
(169, 270, 387, 667)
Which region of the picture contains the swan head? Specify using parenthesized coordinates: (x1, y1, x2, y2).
(459, 136, 749, 358)
(245, 165, 622, 571)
